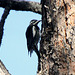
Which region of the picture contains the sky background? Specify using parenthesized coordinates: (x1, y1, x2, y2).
(0, 0, 41, 75)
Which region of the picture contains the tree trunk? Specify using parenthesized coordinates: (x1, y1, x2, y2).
(37, 0, 75, 75)
(0, 0, 75, 75)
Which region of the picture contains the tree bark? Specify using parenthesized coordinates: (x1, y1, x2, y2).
(0, 0, 41, 14)
(0, 0, 75, 75)
(37, 0, 75, 75)
(0, 4, 11, 45)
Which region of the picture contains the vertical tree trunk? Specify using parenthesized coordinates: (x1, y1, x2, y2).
(37, 0, 75, 75)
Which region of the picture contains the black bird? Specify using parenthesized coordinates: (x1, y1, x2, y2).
(26, 19, 41, 59)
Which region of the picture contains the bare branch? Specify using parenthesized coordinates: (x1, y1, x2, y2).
(0, 6, 11, 45)
(0, 0, 42, 14)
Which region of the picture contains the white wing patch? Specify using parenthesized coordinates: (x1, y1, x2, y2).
(32, 26, 36, 37)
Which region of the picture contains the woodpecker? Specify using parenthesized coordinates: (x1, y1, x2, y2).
(26, 19, 41, 59)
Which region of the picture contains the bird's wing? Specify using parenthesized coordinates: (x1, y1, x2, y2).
(26, 26, 35, 55)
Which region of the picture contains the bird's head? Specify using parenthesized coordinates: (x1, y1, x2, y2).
(30, 19, 41, 26)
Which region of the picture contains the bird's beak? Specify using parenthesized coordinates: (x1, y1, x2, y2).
(34, 20, 42, 25)
(37, 20, 42, 23)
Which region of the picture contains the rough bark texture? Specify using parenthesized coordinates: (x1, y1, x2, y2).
(0, 0, 75, 75)
(37, 0, 75, 75)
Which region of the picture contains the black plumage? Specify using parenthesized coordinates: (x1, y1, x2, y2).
(26, 20, 41, 58)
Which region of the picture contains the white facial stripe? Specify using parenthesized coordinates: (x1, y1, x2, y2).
(33, 21, 38, 25)
(32, 26, 36, 37)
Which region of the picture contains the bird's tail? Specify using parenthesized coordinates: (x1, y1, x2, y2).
(34, 45, 40, 62)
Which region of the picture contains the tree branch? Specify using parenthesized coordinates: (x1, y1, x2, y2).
(0, 5, 11, 45)
(0, 0, 42, 14)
